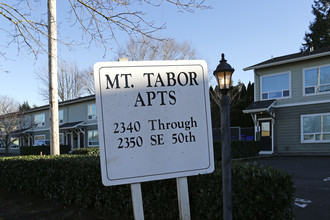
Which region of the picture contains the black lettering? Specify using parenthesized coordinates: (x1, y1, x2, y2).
(166, 72, 176, 86)
(134, 92, 146, 107)
(150, 134, 164, 146)
(150, 135, 157, 146)
(157, 134, 164, 145)
(190, 117, 198, 128)
(178, 72, 189, 86)
(148, 119, 157, 130)
(106, 74, 120, 89)
(155, 73, 165, 87)
(122, 73, 132, 88)
(106, 74, 133, 89)
(147, 91, 156, 106)
(144, 73, 154, 87)
(169, 90, 176, 105)
(189, 72, 199, 85)
(157, 91, 167, 105)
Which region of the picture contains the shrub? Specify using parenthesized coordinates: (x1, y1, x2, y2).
(71, 147, 100, 156)
(231, 163, 295, 220)
(20, 145, 71, 155)
(213, 141, 261, 161)
(0, 155, 294, 219)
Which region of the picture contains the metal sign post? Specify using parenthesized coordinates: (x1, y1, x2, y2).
(131, 182, 145, 220)
(176, 177, 191, 220)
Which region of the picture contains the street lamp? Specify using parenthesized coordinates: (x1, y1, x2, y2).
(213, 53, 234, 220)
(214, 53, 235, 92)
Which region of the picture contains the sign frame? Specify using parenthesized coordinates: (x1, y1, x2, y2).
(94, 60, 214, 186)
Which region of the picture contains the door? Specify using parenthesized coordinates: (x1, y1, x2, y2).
(259, 120, 272, 152)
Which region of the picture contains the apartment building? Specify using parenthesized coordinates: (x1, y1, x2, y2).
(1, 95, 98, 154)
(243, 47, 330, 154)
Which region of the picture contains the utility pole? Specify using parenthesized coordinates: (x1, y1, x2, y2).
(48, 0, 60, 155)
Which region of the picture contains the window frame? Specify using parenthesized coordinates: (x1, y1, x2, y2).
(59, 133, 64, 145)
(10, 138, 19, 149)
(303, 64, 330, 96)
(59, 110, 64, 124)
(34, 113, 45, 127)
(301, 113, 330, 143)
(34, 135, 46, 144)
(88, 130, 99, 147)
(87, 104, 97, 120)
(260, 72, 291, 100)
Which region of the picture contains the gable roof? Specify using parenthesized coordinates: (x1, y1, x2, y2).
(244, 47, 330, 71)
(59, 121, 84, 130)
(243, 99, 276, 114)
(23, 95, 96, 114)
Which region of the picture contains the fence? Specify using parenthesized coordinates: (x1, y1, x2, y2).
(212, 127, 254, 141)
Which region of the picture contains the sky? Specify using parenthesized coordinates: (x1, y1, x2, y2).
(0, 0, 315, 107)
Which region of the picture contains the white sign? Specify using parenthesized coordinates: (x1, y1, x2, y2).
(94, 60, 214, 186)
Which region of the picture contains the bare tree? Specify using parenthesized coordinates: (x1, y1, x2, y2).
(116, 37, 198, 61)
(80, 67, 95, 95)
(53, 37, 199, 98)
(1, 0, 209, 155)
(0, 95, 24, 155)
(36, 61, 92, 102)
(0, 0, 209, 60)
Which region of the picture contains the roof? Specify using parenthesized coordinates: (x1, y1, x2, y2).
(59, 121, 84, 130)
(23, 95, 96, 114)
(243, 99, 276, 114)
(10, 128, 30, 135)
(244, 47, 330, 71)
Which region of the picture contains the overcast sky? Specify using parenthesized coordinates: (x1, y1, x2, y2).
(0, 0, 315, 106)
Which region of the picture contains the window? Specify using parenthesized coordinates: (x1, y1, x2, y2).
(304, 65, 330, 95)
(10, 138, 19, 149)
(88, 130, 99, 147)
(34, 113, 45, 127)
(261, 72, 290, 100)
(0, 140, 4, 149)
(59, 110, 64, 124)
(34, 135, 46, 146)
(88, 104, 97, 120)
(59, 133, 64, 145)
(301, 113, 330, 143)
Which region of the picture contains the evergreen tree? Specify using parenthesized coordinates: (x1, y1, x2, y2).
(209, 82, 255, 129)
(302, 0, 330, 51)
(209, 87, 221, 128)
(19, 101, 31, 111)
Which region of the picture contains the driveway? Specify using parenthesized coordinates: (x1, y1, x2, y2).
(251, 156, 330, 220)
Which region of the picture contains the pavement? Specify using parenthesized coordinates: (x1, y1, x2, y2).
(251, 156, 330, 220)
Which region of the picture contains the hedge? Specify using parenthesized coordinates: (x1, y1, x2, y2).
(71, 147, 100, 156)
(20, 145, 71, 155)
(0, 155, 295, 219)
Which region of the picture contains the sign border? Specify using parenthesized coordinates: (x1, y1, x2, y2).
(95, 60, 214, 186)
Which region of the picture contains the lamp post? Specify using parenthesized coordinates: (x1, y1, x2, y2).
(213, 53, 234, 220)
